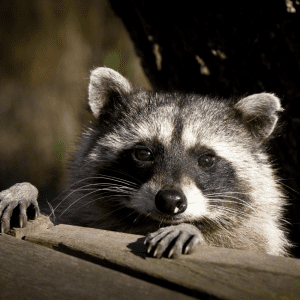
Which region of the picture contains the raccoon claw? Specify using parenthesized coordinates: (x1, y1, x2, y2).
(19, 214, 27, 228)
(34, 207, 40, 219)
(0, 183, 39, 233)
(1, 220, 9, 234)
(144, 223, 203, 259)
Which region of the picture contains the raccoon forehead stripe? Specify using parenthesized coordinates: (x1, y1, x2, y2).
(97, 105, 176, 150)
(150, 105, 176, 145)
(97, 120, 174, 151)
(97, 122, 154, 150)
(180, 110, 216, 149)
(181, 122, 198, 148)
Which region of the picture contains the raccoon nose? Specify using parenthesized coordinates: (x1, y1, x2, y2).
(155, 190, 187, 215)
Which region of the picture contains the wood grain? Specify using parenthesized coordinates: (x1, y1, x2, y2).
(23, 222, 300, 300)
(0, 234, 197, 300)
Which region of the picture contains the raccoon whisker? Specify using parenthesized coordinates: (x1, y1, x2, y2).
(48, 176, 104, 207)
(209, 197, 283, 215)
(216, 207, 252, 219)
(144, 212, 152, 219)
(202, 185, 234, 191)
(70, 159, 95, 176)
(133, 213, 145, 223)
(209, 200, 253, 212)
(77, 189, 134, 200)
(94, 188, 136, 194)
(203, 197, 254, 212)
(183, 216, 195, 223)
(71, 194, 133, 212)
(196, 220, 210, 237)
(69, 185, 137, 194)
(88, 175, 140, 188)
(158, 219, 165, 228)
(136, 212, 154, 226)
(209, 205, 260, 221)
(206, 194, 253, 205)
(87, 217, 102, 227)
(70, 199, 105, 213)
(84, 201, 132, 226)
(278, 182, 300, 195)
(211, 191, 250, 195)
(244, 116, 260, 124)
(93, 187, 136, 194)
(278, 217, 292, 226)
(207, 196, 247, 203)
(72, 174, 139, 189)
(51, 180, 138, 214)
(204, 191, 251, 197)
(57, 188, 126, 217)
(105, 207, 140, 224)
(49, 175, 138, 208)
(99, 166, 143, 185)
(206, 196, 251, 205)
(46, 200, 56, 221)
(208, 197, 252, 207)
(87, 180, 138, 189)
(199, 186, 227, 193)
(87, 209, 125, 227)
(275, 178, 290, 182)
(97, 200, 128, 212)
(208, 198, 254, 210)
(208, 216, 236, 239)
(99, 201, 131, 215)
(50, 190, 107, 217)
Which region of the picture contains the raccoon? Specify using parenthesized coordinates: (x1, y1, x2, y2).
(0, 67, 290, 258)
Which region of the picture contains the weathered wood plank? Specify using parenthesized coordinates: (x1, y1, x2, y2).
(6, 214, 53, 238)
(0, 234, 197, 300)
(24, 223, 300, 300)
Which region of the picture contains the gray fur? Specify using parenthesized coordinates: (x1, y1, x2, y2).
(88, 67, 132, 118)
(0, 67, 290, 258)
(234, 93, 284, 142)
(58, 67, 289, 257)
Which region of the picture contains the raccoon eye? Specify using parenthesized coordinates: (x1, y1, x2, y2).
(133, 148, 154, 162)
(198, 154, 215, 168)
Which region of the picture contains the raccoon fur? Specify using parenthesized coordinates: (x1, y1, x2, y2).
(47, 67, 289, 258)
(0, 67, 289, 258)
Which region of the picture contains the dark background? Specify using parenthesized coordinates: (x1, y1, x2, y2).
(0, 0, 151, 204)
(1, 0, 299, 257)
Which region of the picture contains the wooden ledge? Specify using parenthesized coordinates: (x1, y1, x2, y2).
(6, 214, 54, 238)
(4, 215, 300, 299)
(0, 234, 195, 300)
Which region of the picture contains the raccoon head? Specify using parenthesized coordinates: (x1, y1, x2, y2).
(86, 67, 283, 227)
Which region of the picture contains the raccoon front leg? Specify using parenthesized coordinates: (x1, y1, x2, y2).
(144, 223, 204, 259)
(0, 182, 39, 233)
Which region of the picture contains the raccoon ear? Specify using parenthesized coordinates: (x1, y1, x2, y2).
(88, 67, 133, 118)
(234, 93, 283, 142)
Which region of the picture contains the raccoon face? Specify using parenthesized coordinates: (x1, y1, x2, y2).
(87, 67, 283, 226)
(113, 124, 250, 225)
(128, 145, 230, 224)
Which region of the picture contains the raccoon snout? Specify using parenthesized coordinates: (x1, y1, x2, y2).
(155, 189, 187, 215)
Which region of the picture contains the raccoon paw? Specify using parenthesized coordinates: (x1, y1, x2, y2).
(0, 183, 39, 234)
(144, 223, 204, 259)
